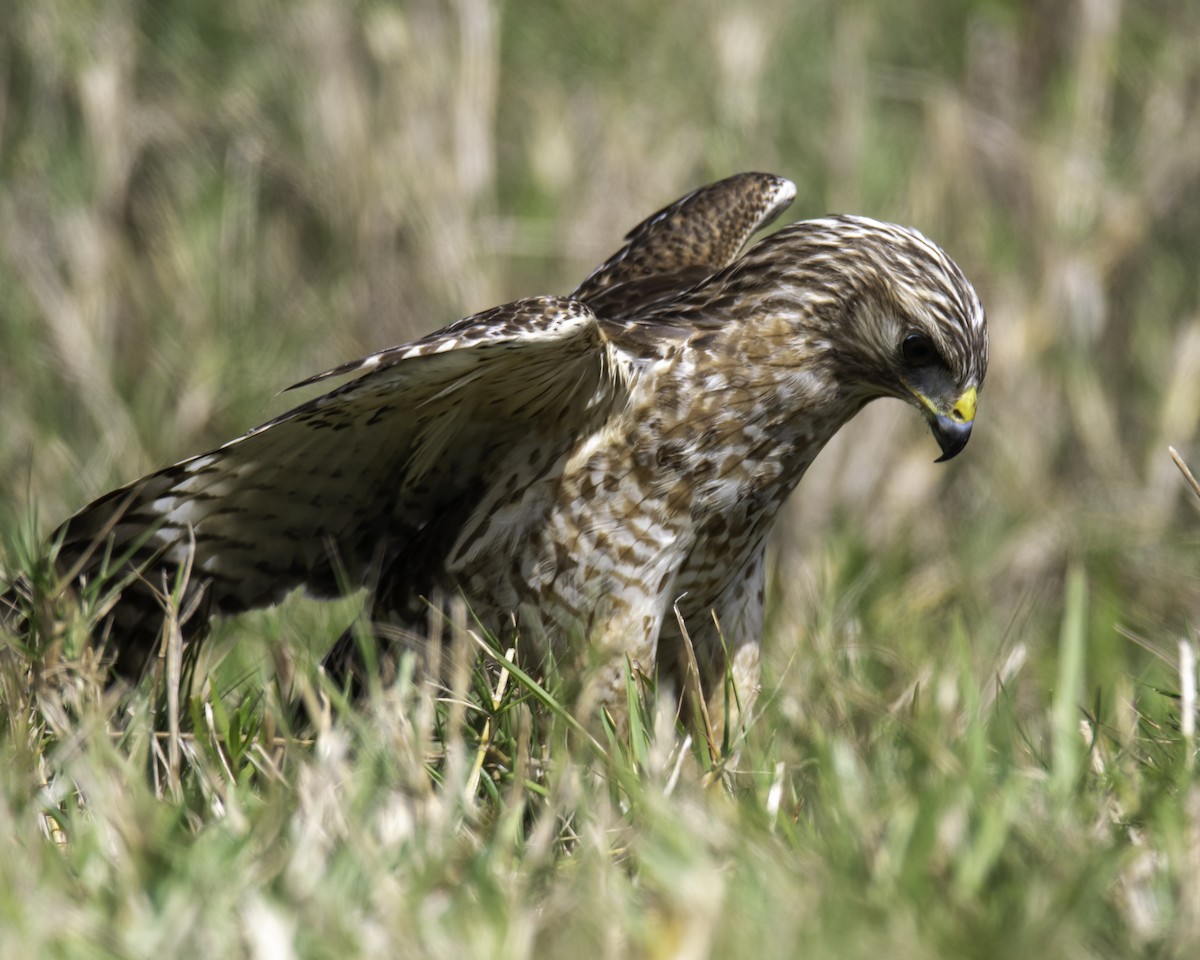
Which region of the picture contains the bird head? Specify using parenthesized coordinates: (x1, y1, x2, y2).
(737, 215, 988, 461)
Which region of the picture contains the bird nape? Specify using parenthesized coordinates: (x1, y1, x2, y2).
(5, 172, 988, 733)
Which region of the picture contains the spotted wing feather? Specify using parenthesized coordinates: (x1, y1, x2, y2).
(572, 172, 796, 319)
(51, 296, 622, 675)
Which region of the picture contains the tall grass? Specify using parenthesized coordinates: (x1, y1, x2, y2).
(3, 0, 1200, 955)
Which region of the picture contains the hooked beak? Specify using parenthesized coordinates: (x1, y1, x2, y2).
(927, 385, 977, 462)
(931, 415, 972, 462)
(904, 381, 977, 462)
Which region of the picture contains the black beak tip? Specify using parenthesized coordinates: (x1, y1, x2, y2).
(932, 415, 972, 462)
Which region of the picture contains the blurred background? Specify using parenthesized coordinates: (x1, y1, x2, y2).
(2, 0, 1199, 703)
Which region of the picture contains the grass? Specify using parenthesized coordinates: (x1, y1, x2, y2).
(4, 0, 1200, 956)
(3, 546, 1198, 958)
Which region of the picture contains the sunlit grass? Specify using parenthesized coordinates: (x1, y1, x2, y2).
(3, 535, 1199, 957)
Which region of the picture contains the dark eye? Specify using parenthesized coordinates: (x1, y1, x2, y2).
(902, 333, 939, 367)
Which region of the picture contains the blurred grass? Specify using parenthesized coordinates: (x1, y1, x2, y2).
(4, 0, 1200, 956)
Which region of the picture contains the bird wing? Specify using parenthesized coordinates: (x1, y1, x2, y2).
(52, 296, 623, 664)
(571, 172, 796, 319)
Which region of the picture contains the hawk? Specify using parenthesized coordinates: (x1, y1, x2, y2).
(11, 172, 987, 726)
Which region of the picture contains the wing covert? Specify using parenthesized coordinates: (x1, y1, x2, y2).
(52, 296, 623, 672)
(572, 172, 796, 318)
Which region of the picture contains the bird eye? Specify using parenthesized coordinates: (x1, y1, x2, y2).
(902, 333, 939, 367)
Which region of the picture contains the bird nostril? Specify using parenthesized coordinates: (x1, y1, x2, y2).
(950, 386, 977, 424)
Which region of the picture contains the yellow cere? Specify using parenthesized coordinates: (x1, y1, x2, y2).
(952, 386, 977, 424)
(906, 383, 977, 422)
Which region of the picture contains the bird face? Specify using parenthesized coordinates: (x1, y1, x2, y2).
(807, 216, 989, 461)
(887, 251, 986, 461)
(896, 330, 978, 460)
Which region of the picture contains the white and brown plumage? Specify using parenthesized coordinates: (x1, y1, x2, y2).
(16, 172, 988, 719)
